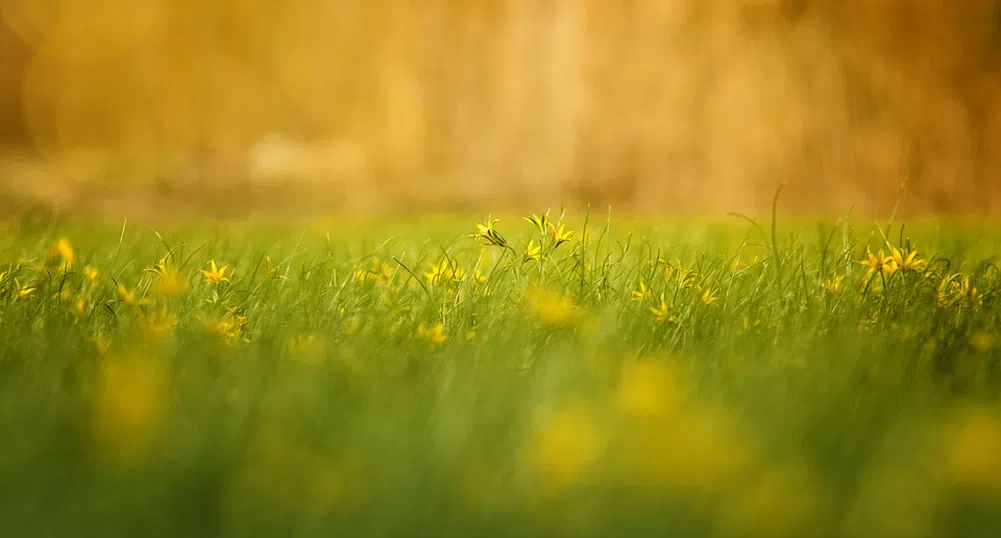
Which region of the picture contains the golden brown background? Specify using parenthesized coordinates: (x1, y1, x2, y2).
(1, 0, 1000, 219)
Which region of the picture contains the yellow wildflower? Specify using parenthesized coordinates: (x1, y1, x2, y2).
(650, 298, 676, 323)
(202, 260, 230, 285)
(464, 329, 476, 341)
(14, 278, 35, 300)
(470, 214, 507, 247)
(698, 285, 718, 305)
(860, 247, 898, 277)
(522, 239, 541, 262)
(631, 280, 651, 302)
(890, 247, 928, 273)
(547, 222, 574, 248)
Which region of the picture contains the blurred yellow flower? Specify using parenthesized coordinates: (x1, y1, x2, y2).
(91, 355, 167, 465)
(940, 406, 1001, 494)
(70, 298, 88, 319)
(48, 238, 74, 271)
(83, 265, 100, 283)
(616, 360, 683, 421)
(117, 284, 150, 307)
(526, 400, 607, 492)
(524, 287, 576, 326)
(416, 322, 446, 349)
(821, 275, 844, 294)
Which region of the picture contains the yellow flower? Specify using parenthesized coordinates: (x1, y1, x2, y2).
(83, 266, 100, 283)
(472, 269, 487, 284)
(698, 285, 718, 305)
(547, 222, 575, 248)
(938, 274, 981, 309)
(416, 323, 446, 349)
(524, 287, 576, 326)
(522, 239, 541, 262)
(202, 260, 230, 285)
(464, 329, 476, 341)
(631, 280, 651, 302)
(890, 247, 928, 273)
(860, 247, 898, 277)
(14, 278, 35, 300)
(650, 298, 676, 323)
(524, 210, 551, 235)
(117, 284, 150, 307)
(470, 214, 507, 247)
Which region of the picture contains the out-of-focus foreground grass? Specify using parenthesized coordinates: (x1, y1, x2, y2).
(1, 211, 1001, 536)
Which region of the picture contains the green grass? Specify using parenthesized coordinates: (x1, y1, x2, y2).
(2, 211, 1001, 537)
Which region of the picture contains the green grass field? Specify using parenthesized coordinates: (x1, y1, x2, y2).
(2, 209, 1001, 537)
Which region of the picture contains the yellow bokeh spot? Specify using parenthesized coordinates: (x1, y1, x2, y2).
(91, 354, 167, 465)
(526, 400, 607, 493)
(616, 359, 684, 421)
(940, 406, 1001, 494)
(524, 286, 577, 327)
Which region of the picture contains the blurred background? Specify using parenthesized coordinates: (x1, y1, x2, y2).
(1, 0, 1001, 220)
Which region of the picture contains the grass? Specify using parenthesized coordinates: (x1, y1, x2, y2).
(1, 209, 1001, 537)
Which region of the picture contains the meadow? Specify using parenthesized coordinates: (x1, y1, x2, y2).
(1, 208, 1001, 537)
